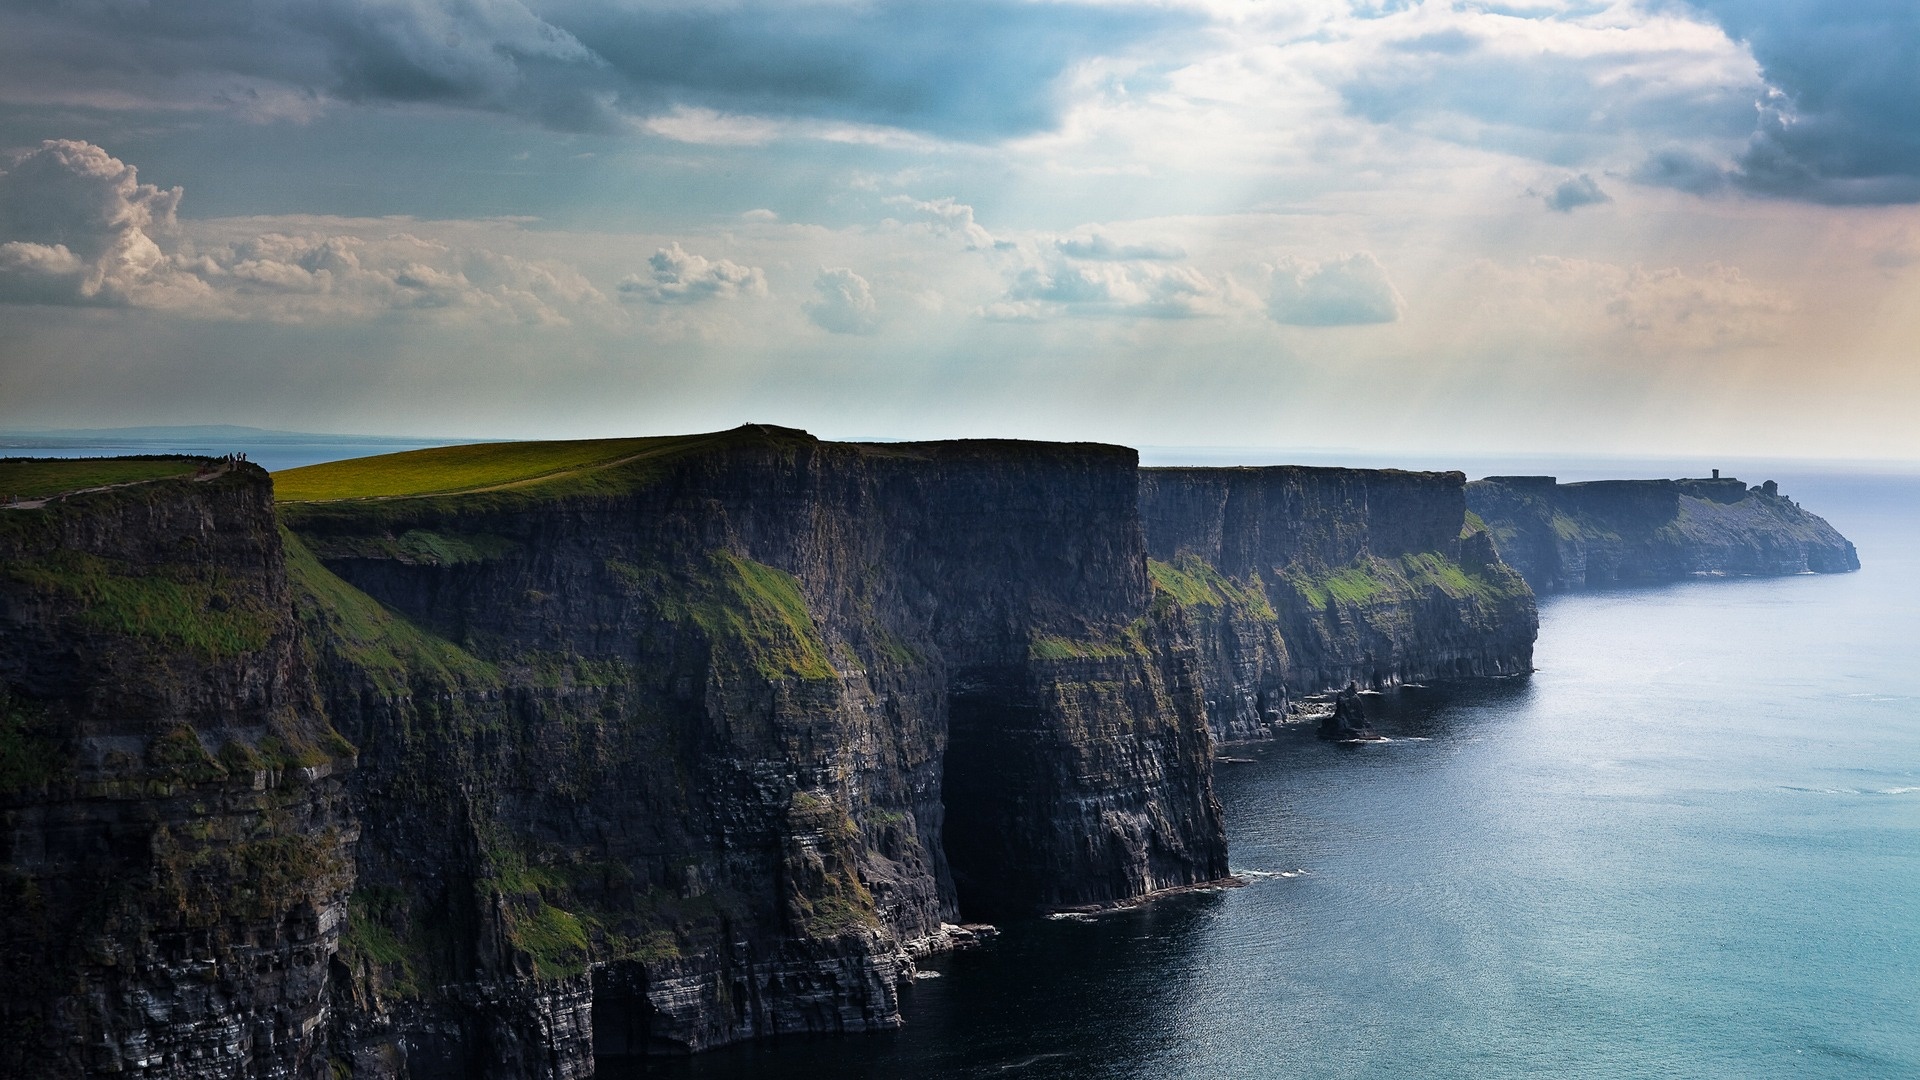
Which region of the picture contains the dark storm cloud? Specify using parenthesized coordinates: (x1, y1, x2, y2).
(0, 0, 1194, 141)
(1673, 1, 1920, 203)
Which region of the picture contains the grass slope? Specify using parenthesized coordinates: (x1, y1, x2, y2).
(273, 433, 734, 503)
(0, 456, 204, 501)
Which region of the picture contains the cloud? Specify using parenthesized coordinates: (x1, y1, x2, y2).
(1267, 253, 1404, 327)
(0, 140, 208, 308)
(1631, 146, 1729, 195)
(0, 140, 605, 323)
(1455, 256, 1791, 351)
(1541, 173, 1612, 212)
(991, 251, 1247, 320)
(806, 267, 879, 334)
(1603, 262, 1789, 349)
(1680, 1, 1920, 203)
(884, 196, 998, 249)
(1055, 233, 1186, 261)
(0, 1, 1197, 141)
(618, 243, 766, 304)
(1334, 6, 1761, 163)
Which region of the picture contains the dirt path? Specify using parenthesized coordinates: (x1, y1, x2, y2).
(1, 459, 232, 511)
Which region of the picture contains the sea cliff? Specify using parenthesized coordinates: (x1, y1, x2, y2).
(1, 429, 1230, 1077)
(2, 430, 1565, 1077)
(0, 463, 356, 1079)
(1139, 467, 1538, 742)
(1466, 475, 1860, 593)
(287, 426, 1227, 1073)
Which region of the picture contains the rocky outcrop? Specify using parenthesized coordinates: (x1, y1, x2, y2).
(0, 464, 357, 1078)
(1316, 684, 1377, 742)
(1139, 467, 1537, 742)
(1466, 475, 1860, 593)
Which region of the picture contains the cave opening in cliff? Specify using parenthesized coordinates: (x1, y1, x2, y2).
(592, 963, 668, 1062)
(941, 678, 1054, 921)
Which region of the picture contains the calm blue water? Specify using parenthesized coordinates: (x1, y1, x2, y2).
(643, 472, 1920, 1080)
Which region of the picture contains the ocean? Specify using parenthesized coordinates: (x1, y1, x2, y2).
(633, 471, 1920, 1079)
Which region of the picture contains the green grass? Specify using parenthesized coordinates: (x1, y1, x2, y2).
(506, 899, 591, 980)
(639, 551, 837, 681)
(0, 456, 204, 501)
(4, 550, 277, 659)
(1289, 551, 1531, 610)
(0, 690, 65, 795)
(272, 432, 755, 503)
(1029, 633, 1135, 661)
(1287, 560, 1394, 607)
(1148, 555, 1277, 619)
(281, 527, 497, 692)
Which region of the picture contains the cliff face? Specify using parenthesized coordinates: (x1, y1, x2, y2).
(0, 465, 356, 1078)
(1466, 475, 1861, 593)
(278, 428, 1226, 1074)
(1139, 467, 1537, 742)
(4, 434, 1559, 1077)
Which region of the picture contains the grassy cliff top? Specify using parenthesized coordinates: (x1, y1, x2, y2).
(0, 456, 206, 501)
(272, 430, 789, 503)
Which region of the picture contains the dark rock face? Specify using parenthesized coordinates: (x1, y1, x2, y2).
(1139, 467, 1538, 742)
(280, 429, 1227, 1073)
(4, 434, 1557, 1076)
(0, 466, 356, 1079)
(1466, 475, 1861, 593)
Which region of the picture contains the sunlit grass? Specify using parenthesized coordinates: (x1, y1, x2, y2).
(271, 435, 716, 502)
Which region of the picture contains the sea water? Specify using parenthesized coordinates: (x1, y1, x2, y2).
(642, 472, 1920, 1080)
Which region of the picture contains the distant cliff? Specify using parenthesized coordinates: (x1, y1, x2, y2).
(1140, 467, 1537, 742)
(1466, 475, 1860, 593)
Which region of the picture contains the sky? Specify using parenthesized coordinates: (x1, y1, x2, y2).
(0, 0, 1917, 461)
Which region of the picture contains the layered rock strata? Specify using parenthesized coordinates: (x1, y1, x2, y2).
(1466, 475, 1860, 593)
(285, 427, 1228, 1074)
(1, 427, 1231, 1077)
(1139, 467, 1538, 742)
(0, 464, 357, 1079)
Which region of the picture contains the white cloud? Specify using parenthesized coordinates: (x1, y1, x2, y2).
(992, 248, 1250, 320)
(806, 267, 879, 333)
(1267, 252, 1404, 326)
(1055, 233, 1186, 261)
(618, 243, 767, 304)
(0, 141, 607, 323)
(884, 195, 997, 249)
